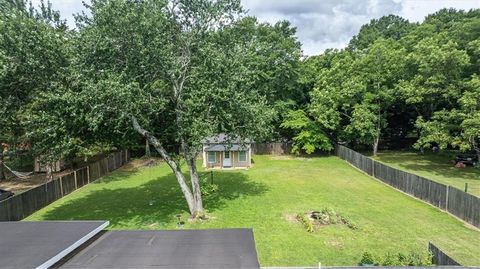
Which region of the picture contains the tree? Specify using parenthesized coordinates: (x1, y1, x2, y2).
(348, 15, 414, 51)
(226, 17, 302, 140)
(310, 39, 406, 155)
(0, 0, 69, 179)
(280, 109, 332, 154)
(397, 36, 470, 121)
(415, 75, 480, 162)
(30, 0, 283, 218)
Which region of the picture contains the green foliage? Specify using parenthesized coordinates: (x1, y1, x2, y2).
(360, 251, 378, 265)
(349, 15, 415, 51)
(0, 0, 69, 149)
(281, 110, 332, 154)
(200, 177, 219, 196)
(339, 215, 358, 230)
(414, 75, 480, 158)
(296, 212, 314, 233)
(310, 38, 407, 154)
(360, 251, 432, 266)
(307, 8, 480, 156)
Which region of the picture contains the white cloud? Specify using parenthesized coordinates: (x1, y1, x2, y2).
(33, 0, 480, 56)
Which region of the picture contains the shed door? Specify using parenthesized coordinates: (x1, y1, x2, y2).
(223, 151, 231, 167)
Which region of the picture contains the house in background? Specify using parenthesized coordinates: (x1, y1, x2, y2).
(202, 134, 252, 169)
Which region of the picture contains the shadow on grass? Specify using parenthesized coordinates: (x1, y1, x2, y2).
(39, 168, 268, 228)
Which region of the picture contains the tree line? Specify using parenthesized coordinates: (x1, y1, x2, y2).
(286, 10, 480, 159)
(1, 0, 479, 216)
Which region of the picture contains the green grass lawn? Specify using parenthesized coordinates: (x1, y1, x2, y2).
(372, 151, 480, 197)
(26, 155, 480, 266)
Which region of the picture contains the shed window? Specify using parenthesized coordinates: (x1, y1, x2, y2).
(238, 151, 247, 162)
(208, 152, 216, 163)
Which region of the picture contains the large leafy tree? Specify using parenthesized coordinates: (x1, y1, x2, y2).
(415, 75, 480, 162)
(397, 36, 470, 121)
(305, 9, 479, 156)
(280, 109, 332, 154)
(310, 39, 406, 155)
(0, 0, 69, 179)
(29, 0, 292, 218)
(348, 15, 414, 51)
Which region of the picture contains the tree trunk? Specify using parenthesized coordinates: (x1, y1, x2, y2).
(46, 163, 53, 181)
(0, 155, 5, 181)
(131, 116, 197, 215)
(186, 156, 204, 218)
(373, 135, 379, 157)
(474, 144, 480, 168)
(145, 139, 151, 157)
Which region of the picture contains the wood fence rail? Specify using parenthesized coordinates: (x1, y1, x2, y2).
(336, 145, 480, 228)
(0, 150, 130, 221)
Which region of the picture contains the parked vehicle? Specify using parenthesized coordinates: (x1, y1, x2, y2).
(0, 189, 14, 201)
(454, 153, 478, 166)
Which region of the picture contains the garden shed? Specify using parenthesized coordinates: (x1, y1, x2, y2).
(202, 134, 252, 169)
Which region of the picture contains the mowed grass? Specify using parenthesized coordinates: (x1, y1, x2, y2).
(26, 155, 480, 266)
(373, 151, 480, 197)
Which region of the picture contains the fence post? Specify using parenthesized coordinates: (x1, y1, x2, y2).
(59, 177, 64, 197)
(372, 159, 375, 177)
(74, 170, 78, 190)
(87, 165, 90, 184)
(445, 186, 449, 212)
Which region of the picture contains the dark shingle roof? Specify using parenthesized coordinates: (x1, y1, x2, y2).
(202, 133, 251, 144)
(205, 144, 248, 152)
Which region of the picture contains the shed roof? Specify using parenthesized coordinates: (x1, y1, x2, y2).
(205, 144, 248, 152)
(202, 133, 251, 144)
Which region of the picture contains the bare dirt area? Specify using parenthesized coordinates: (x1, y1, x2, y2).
(0, 157, 160, 195)
(0, 174, 46, 194)
(0, 169, 75, 194)
(121, 158, 162, 172)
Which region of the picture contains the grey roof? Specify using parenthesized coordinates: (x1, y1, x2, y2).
(205, 144, 248, 152)
(0, 221, 108, 269)
(60, 229, 260, 269)
(202, 133, 251, 144)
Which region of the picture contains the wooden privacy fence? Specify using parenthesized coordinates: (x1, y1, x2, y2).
(428, 242, 460, 265)
(0, 150, 130, 221)
(336, 145, 480, 228)
(252, 143, 292, 155)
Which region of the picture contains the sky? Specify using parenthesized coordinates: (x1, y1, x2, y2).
(32, 0, 480, 56)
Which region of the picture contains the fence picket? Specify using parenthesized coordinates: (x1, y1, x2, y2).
(0, 150, 130, 221)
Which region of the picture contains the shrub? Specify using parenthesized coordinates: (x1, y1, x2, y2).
(340, 215, 358, 230)
(321, 207, 338, 224)
(360, 250, 433, 266)
(360, 251, 379, 265)
(296, 213, 314, 233)
(200, 177, 219, 196)
(406, 251, 432, 266)
(382, 252, 397, 266)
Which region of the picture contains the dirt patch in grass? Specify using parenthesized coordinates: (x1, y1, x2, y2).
(270, 155, 310, 161)
(0, 169, 75, 194)
(284, 213, 298, 223)
(117, 158, 162, 172)
(325, 239, 344, 250)
(295, 208, 359, 232)
(0, 158, 160, 195)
